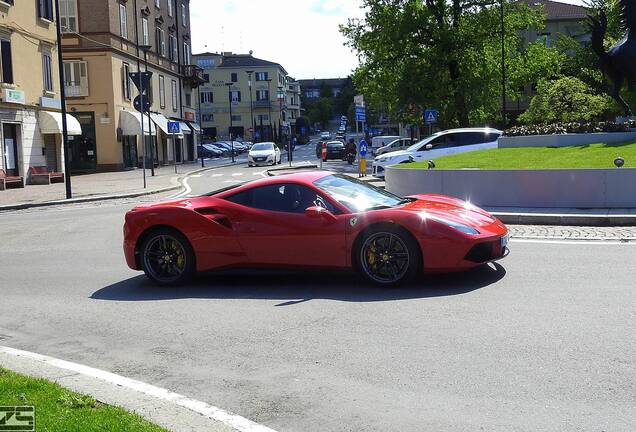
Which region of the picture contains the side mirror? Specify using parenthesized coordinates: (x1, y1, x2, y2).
(305, 206, 337, 222)
(425, 143, 433, 150)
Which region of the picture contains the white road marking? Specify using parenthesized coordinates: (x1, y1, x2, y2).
(189, 174, 203, 178)
(170, 175, 193, 199)
(211, 173, 224, 177)
(0, 345, 278, 432)
(511, 238, 636, 245)
(231, 173, 244, 177)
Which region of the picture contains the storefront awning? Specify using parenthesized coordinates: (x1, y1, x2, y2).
(150, 113, 184, 138)
(179, 121, 191, 134)
(119, 110, 156, 136)
(39, 111, 82, 135)
(187, 122, 201, 132)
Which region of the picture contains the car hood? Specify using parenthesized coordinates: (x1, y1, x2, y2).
(401, 194, 502, 229)
(376, 150, 411, 161)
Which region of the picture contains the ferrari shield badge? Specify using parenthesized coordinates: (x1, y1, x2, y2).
(350, 217, 358, 227)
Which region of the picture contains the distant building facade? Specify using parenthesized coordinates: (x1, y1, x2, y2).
(194, 51, 301, 142)
(60, 0, 204, 172)
(298, 78, 350, 101)
(0, 0, 80, 182)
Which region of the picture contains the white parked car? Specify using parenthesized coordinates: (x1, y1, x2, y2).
(248, 142, 281, 167)
(375, 138, 414, 156)
(372, 128, 502, 178)
(320, 131, 331, 140)
(370, 135, 401, 155)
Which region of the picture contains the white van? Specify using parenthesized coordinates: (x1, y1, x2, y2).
(371, 135, 401, 155)
(372, 128, 502, 177)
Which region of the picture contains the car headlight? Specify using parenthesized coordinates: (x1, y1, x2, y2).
(421, 213, 480, 235)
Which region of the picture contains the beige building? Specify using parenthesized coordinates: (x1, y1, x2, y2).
(0, 0, 81, 184)
(194, 52, 301, 142)
(61, 0, 204, 172)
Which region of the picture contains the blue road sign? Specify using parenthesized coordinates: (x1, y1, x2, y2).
(424, 109, 439, 123)
(356, 114, 366, 122)
(167, 121, 181, 134)
(359, 140, 368, 157)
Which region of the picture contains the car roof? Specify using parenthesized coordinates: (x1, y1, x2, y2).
(438, 127, 503, 134)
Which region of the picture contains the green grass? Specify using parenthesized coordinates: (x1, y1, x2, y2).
(398, 141, 636, 170)
(0, 368, 168, 432)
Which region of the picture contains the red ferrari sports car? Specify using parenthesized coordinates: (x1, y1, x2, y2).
(124, 171, 509, 286)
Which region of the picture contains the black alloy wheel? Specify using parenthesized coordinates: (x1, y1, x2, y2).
(357, 227, 421, 286)
(141, 228, 195, 285)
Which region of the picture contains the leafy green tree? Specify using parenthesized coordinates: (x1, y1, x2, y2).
(341, 0, 556, 128)
(519, 77, 615, 124)
(306, 97, 335, 129)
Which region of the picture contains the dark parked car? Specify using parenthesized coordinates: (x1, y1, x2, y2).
(198, 144, 222, 158)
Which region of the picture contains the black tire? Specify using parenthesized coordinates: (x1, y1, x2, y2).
(140, 228, 196, 285)
(354, 225, 421, 287)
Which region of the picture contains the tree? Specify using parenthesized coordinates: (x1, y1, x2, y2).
(341, 0, 554, 128)
(306, 97, 335, 129)
(519, 77, 615, 124)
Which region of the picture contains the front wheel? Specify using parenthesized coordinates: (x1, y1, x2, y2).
(140, 228, 195, 285)
(355, 226, 421, 286)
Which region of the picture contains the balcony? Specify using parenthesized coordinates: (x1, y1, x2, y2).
(64, 80, 88, 97)
(253, 100, 271, 109)
(181, 65, 206, 87)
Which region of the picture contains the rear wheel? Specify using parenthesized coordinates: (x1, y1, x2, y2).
(140, 228, 195, 285)
(355, 226, 421, 286)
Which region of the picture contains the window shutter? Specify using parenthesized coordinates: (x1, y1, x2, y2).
(1, 40, 13, 84)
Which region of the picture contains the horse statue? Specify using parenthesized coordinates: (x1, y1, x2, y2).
(589, 0, 636, 116)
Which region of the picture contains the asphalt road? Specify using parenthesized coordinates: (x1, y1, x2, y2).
(0, 156, 635, 432)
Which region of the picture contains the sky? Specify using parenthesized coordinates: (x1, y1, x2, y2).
(190, 0, 585, 81)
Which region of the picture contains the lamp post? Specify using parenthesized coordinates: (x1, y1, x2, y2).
(198, 83, 204, 168)
(140, 44, 155, 176)
(246, 70, 255, 142)
(226, 82, 235, 163)
(266, 78, 273, 141)
(54, 0, 72, 198)
(501, 0, 507, 127)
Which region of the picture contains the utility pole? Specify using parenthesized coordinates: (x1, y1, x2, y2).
(140, 45, 155, 176)
(246, 70, 255, 142)
(54, 0, 72, 199)
(266, 78, 273, 141)
(226, 82, 235, 162)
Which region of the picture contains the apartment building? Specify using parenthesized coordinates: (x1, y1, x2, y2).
(194, 51, 301, 142)
(0, 0, 82, 183)
(61, 0, 204, 172)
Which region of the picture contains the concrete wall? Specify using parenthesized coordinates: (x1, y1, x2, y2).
(385, 167, 636, 208)
(499, 132, 636, 148)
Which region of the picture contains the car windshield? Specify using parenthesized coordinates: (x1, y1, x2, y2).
(327, 143, 343, 149)
(314, 174, 409, 212)
(406, 134, 440, 152)
(251, 143, 274, 151)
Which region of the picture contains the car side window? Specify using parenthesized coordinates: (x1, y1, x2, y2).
(424, 134, 455, 150)
(457, 132, 490, 146)
(225, 184, 338, 214)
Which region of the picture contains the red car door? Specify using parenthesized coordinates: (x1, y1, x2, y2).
(228, 183, 348, 268)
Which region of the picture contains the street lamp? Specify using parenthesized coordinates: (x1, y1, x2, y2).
(139, 44, 155, 176)
(54, 0, 72, 198)
(226, 82, 235, 163)
(266, 78, 273, 141)
(246, 70, 255, 142)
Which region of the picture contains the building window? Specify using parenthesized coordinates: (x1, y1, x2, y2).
(119, 3, 128, 39)
(63, 60, 89, 97)
(185, 92, 191, 106)
(154, 0, 160, 8)
(201, 91, 213, 104)
(256, 90, 269, 101)
(258, 114, 269, 123)
(59, 0, 78, 32)
(229, 90, 241, 102)
(203, 73, 210, 82)
(0, 39, 13, 84)
(122, 63, 131, 100)
(159, 75, 165, 108)
(231, 73, 237, 83)
(142, 17, 149, 46)
(183, 42, 190, 65)
(231, 115, 241, 122)
(38, 0, 54, 21)
(181, 2, 187, 26)
(168, 34, 177, 62)
(202, 113, 213, 122)
(171, 80, 178, 111)
(156, 27, 166, 57)
(167, 0, 173, 17)
(255, 72, 268, 81)
(42, 51, 53, 92)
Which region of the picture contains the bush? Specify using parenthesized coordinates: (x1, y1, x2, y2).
(505, 120, 636, 136)
(519, 77, 615, 125)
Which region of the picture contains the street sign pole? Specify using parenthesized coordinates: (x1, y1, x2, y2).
(167, 121, 181, 174)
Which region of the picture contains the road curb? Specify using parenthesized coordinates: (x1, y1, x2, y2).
(266, 163, 319, 176)
(492, 212, 636, 226)
(0, 162, 238, 212)
(0, 345, 277, 432)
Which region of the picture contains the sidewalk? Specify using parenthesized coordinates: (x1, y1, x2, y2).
(0, 159, 234, 210)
